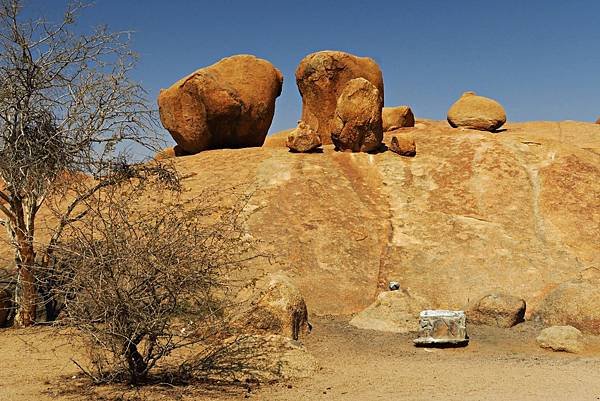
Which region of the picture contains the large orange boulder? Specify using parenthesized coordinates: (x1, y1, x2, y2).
(332, 78, 383, 152)
(447, 91, 506, 131)
(595, 117, 600, 124)
(296, 51, 384, 144)
(158, 55, 283, 154)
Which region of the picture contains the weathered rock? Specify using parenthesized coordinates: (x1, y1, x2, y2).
(158, 54, 283, 154)
(296, 51, 384, 144)
(0, 288, 12, 327)
(469, 293, 526, 328)
(331, 78, 383, 152)
(537, 325, 583, 353)
(382, 106, 415, 131)
(211, 334, 319, 381)
(239, 273, 310, 340)
(535, 268, 600, 334)
(447, 91, 506, 131)
(414, 310, 468, 345)
(349, 289, 429, 333)
(286, 121, 322, 153)
(389, 135, 416, 157)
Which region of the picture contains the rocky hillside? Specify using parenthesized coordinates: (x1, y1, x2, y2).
(161, 119, 599, 317)
(1, 119, 598, 322)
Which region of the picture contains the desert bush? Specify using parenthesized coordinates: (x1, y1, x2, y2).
(53, 185, 259, 383)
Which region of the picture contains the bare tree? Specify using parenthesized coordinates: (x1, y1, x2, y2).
(0, 0, 164, 326)
(53, 185, 258, 384)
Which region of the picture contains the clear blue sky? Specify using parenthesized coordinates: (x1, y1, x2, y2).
(33, 0, 600, 138)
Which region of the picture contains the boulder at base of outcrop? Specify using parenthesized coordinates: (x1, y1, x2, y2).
(447, 91, 506, 131)
(158, 54, 283, 154)
(238, 273, 310, 340)
(349, 289, 429, 333)
(535, 268, 600, 334)
(331, 78, 383, 152)
(537, 325, 583, 353)
(205, 334, 319, 382)
(0, 288, 12, 327)
(382, 106, 415, 131)
(389, 135, 416, 157)
(296, 50, 384, 144)
(154, 145, 190, 160)
(468, 293, 526, 328)
(286, 121, 322, 153)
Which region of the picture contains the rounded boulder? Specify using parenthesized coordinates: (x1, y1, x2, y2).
(468, 293, 526, 328)
(158, 55, 283, 154)
(447, 91, 506, 131)
(331, 78, 383, 152)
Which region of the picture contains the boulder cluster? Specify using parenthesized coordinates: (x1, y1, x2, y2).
(157, 51, 514, 157)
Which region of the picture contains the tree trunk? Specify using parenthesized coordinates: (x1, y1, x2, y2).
(14, 242, 36, 327)
(124, 341, 148, 383)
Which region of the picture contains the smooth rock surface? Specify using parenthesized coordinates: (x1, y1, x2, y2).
(447, 91, 506, 131)
(469, 293, 526, 328)
(537, 325, 583, 353)
(296, 51, 383, 144)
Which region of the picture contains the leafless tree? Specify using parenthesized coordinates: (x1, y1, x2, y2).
(0, 0, 165, 326)
(53, 185, 259, 384)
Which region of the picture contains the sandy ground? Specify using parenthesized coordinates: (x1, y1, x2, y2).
(1, 316, 600, 401)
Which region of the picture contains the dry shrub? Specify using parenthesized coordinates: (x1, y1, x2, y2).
(54, 184, 260, 383)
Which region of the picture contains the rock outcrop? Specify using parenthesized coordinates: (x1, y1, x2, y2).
(286, 121, 322, 153)
(468, 293, 526, 328)
(388, 134, 416, 157)
(596, 117, 600, 124)
(382, 106, 415, 131)
(349, 289, 429, 333)
(296, 51, 384, 144)
(158, 54, 283, 154)
(537, 326, 583, 353)
(447, 91, 506, 131)
(331, 78, 383, 152)
(238, 273, 310, 340)
(535, 268, 600, 334)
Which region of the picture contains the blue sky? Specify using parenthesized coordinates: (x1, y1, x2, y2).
(32, 0, 600, 139)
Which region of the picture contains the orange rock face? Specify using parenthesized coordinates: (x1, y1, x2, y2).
(296, 51, 384, 144)
(332, 78, 383, 152)
(158, 55, 283, 154)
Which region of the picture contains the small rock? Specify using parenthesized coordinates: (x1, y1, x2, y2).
(389, 135, 416, 157)
(537, 325, 583, 353)
(286, 121, 322, 153)
(388, 281, 400, 291)
(382, 106, 415, 131)
(468, 293, 526, 328)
